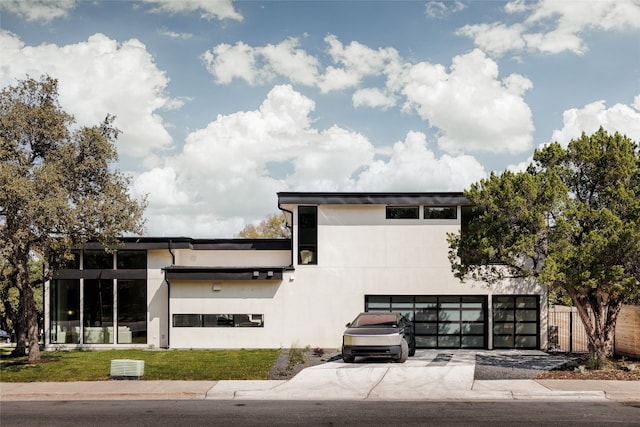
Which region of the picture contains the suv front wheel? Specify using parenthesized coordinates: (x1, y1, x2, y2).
(342, 350, 355, 363)
(395, 339, 408, 363)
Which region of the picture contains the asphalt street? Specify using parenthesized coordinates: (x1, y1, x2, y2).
(2, 400, 640, 426)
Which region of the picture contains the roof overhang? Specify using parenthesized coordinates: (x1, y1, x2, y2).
(163, 266, 289, 281)
(80, 238, 291, 251)
(277, 192, 469, 206)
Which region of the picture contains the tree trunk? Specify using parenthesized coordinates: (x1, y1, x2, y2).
(9, 240, 41, 362)
(570, 289, 621, 362)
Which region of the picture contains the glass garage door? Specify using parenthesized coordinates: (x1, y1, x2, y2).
(365, 295, 487, 349)
(493, 295, 539, 349)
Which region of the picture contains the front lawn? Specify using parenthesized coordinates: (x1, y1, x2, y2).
(0, 347, 280, 382)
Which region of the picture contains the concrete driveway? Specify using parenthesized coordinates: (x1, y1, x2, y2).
(206, 350, 611, 401)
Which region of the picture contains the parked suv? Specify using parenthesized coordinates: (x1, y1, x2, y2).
(342, 312, 416, 363)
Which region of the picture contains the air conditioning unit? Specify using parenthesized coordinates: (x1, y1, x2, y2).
(110, 359, 144, 379)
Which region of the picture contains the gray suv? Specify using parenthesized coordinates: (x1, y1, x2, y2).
(342, 312, 416, 363)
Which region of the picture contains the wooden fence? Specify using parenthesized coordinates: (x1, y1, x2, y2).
(548, 304, 640, 358)
(615, 305, 640, 358)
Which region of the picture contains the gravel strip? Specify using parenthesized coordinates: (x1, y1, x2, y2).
(474, 353, 575, 380)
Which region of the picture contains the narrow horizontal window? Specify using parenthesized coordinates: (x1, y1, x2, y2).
(173, 314, 264, 327)
(173, 314, 201, 327)
(424, 206, 457, 220)
(386, 206, 419, 219)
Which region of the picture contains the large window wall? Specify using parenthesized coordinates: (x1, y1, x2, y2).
(49, 250, 147, 345)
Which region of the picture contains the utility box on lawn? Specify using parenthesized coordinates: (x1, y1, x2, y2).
(110, 359, 144, 380)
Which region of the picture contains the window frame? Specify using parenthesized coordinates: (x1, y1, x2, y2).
(385, 206, 419, 219)
(298, 205, 318, 265)
(423, 205, 457, 220)
(172, 314, 264, 328)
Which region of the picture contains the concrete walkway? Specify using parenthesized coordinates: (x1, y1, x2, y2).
(2, 350, 638, 402)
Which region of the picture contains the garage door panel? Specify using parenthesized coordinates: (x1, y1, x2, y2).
(365, 295, 488, 349)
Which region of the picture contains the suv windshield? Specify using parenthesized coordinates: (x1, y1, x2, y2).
(351, 313, 399, 328)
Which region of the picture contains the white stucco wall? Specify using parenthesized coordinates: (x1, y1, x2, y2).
(166, 204, 547, 350)
(147, 249, 172, 349)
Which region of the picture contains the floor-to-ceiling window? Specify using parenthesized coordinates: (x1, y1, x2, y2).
(50, 279, 80, 344)
(117, 279, 147, 344)
(49, 249, 147, 345)
(83, 279, 114, 343)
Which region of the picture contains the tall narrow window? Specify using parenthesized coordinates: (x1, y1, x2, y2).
(83, 279, 114, 343)
(50, 279, 80, 344)
(298, 206, 317, 265)
(117, 279, 147, 344)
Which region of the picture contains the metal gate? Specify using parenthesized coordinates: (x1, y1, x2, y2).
(548, 306, 589, 353)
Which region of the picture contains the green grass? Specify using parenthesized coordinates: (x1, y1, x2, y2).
(0, 347, 280, 382)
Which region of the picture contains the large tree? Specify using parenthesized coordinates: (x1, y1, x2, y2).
(0, 76, 146, 362)
(448, 128, 640, 361)
(236, 213, 291, 239)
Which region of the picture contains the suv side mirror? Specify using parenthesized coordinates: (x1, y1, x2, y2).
(345, 322, 351, 327)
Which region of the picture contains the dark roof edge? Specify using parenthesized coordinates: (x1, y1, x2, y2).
(163, 266, 290, 281)
(277, 192, 469, 205)
(81, 238, 291, 251)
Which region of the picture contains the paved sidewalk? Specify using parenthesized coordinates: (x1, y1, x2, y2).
(2, 351, 638, 402)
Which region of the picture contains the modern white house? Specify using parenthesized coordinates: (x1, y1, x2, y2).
(44, 192, 548, 351)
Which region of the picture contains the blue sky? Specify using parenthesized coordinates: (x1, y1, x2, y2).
(2, 0, 639, 237)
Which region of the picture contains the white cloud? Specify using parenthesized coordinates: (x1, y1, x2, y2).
(324, 35, 400, 81)
(318, 66, 362, 92)
(550, 98, 640, 146)
(159, 28, 193, 40)
(135, 85, 487, 237)
(0, 31, 176, 161)
(352, 88, 396, 110)
(133, 167, 190, 206)
(425, 1, 467, 19)
(458, 0, 640, 56)
(201, 38, 319, 86)
(0, 0, 76, 23)
(203, 35, 402, 94)
(401, 49, 534, 155)
(509, 96, 640, 172)
(201, 41, 264, 85)
(141, 0, 243, 21)
(456, 23, 527, 57)
(318, 35, 403, 94)
(204, 37, 534, 155)
(260, 38, 320, 86)
(356, 131, 486, 192)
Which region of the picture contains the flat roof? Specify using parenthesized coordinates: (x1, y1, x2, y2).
(277, 192, 469, 206)
(81, 238, 291, 251)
